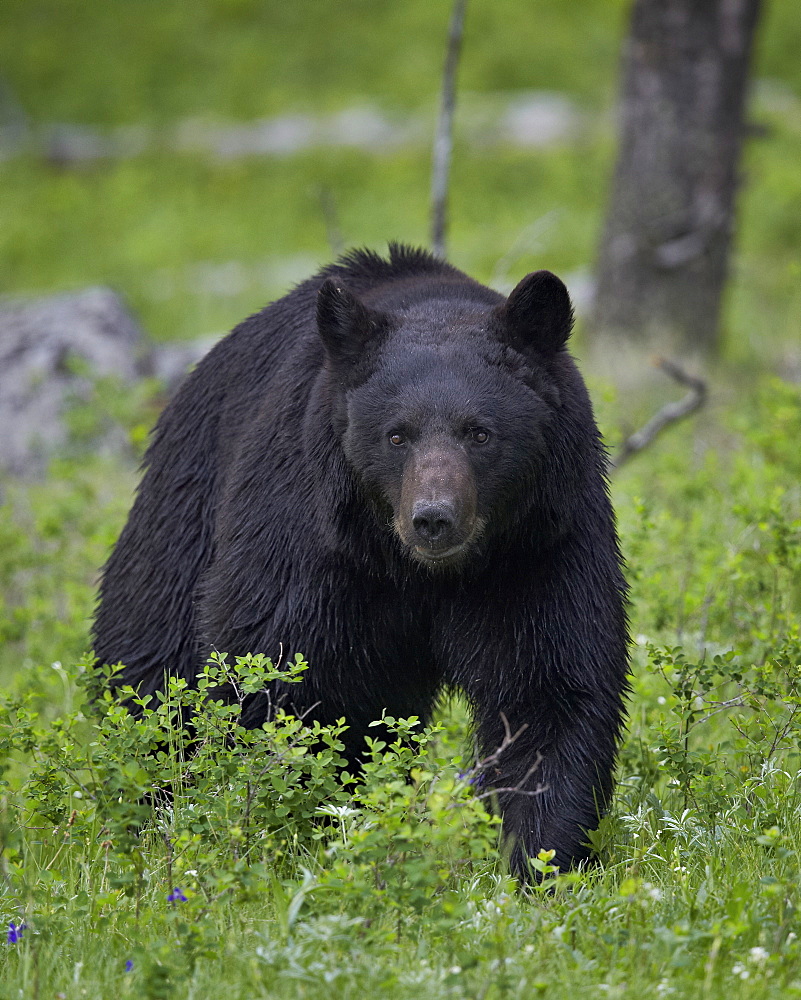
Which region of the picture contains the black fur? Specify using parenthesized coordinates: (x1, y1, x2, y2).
(94, 244, 629, 880)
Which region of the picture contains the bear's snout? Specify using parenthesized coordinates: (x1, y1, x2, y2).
(396, 442, 479, 565)
(412, 500, 457, 547)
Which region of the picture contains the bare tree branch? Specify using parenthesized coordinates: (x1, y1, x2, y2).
(688, 697, 748, 731)
(430, 0, 467, 259)
(612, 357, 707, 469)
(457, 713, 549, 803)
(473, 752, 547, 801)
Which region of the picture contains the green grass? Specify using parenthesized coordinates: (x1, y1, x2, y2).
(2, 376, 801, 999)
(2, 2, 801, 997)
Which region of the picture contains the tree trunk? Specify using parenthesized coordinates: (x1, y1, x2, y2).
(591, 0, 762, 354)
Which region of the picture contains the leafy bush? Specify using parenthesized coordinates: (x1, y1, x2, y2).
(0, 651, 502, 986)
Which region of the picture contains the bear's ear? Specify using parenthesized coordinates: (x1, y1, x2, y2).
(496, 270, 574, 357)
(317, 278, 387, 369)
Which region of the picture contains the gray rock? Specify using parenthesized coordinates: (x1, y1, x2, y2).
(500, 92, 581, 146)
(2, 91, 585, 167)
(146, 335, 220, 390)
(0, 287, 145, 475)
(0, 286, 225, 476)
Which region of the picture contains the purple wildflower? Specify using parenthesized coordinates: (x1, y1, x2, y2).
(125, 959, 134, 972)
(167, 888, 187, 903)
(456, 769, 484, 788)
(7, 922, 26, 944)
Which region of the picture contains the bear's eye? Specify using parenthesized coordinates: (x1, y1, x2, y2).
(388, 432, 406, 447)
(469, 427, 490, 445)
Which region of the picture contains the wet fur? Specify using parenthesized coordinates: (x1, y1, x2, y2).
(94, 244, 629, 880)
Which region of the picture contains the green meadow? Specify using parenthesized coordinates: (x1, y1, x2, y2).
(2, 2, 801, 997)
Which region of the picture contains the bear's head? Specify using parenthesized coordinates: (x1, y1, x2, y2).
(316, 270, 575, 569)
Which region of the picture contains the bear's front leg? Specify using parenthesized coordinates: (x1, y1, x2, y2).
(469, 682, 625, 880)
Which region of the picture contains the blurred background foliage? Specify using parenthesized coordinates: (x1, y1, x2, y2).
(2, 5, 801, 996)
(0, 0, 799, 363)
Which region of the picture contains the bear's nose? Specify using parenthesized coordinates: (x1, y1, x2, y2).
(412, 502, 456, 547)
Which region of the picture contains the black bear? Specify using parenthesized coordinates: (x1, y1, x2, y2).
(94, 245, 629, 879)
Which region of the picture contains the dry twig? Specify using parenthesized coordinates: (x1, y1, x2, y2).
(430, 0, 468, 259)
(612, 357, 707, 469)
(464, 712, 549, 802)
